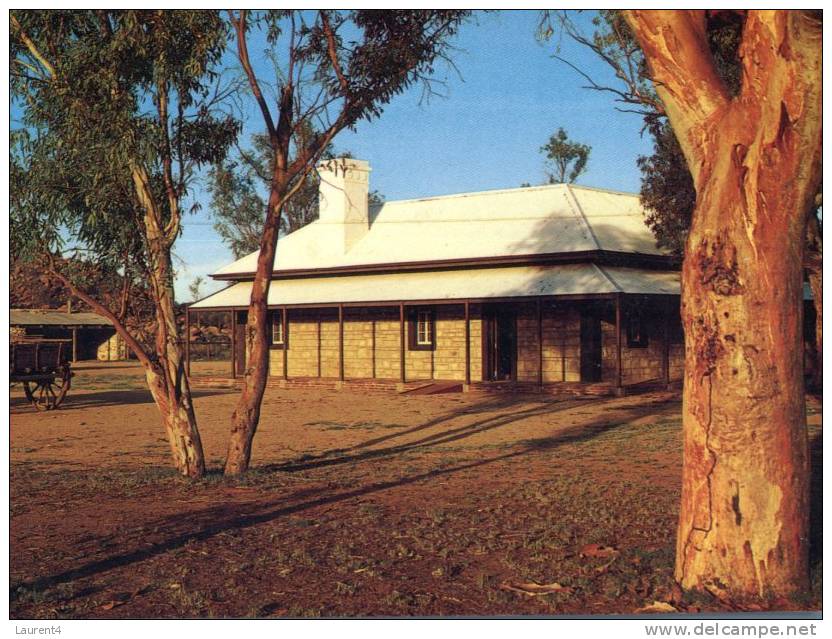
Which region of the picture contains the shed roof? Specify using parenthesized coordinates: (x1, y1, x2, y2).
(192, 264, 680, 309)
(11, 309, 113, 327)
(212, 183, 667, 279)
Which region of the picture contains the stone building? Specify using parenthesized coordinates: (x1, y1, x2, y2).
(10, 308, 129, 361)
(189, 158, 684, 395)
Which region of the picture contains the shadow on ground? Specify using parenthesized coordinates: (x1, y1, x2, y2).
(13, 395, 677, 595)
(10, 388, 234, 412)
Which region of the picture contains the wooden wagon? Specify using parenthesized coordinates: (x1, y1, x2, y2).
(10, 339, 73, 410)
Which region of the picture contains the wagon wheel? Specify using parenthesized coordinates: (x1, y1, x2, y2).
(23, 367, 71, 411)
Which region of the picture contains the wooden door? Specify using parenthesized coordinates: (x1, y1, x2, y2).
(579, 314, 602, 382)
(484, 306, 517, 381)
(234, 310, 247, 376)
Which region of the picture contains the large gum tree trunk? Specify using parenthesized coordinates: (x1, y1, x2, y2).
(224, 179, 285, 475)
(625, 10, 822, 599)
(145, 362, 205, 477)
(677, 123, 812, 598)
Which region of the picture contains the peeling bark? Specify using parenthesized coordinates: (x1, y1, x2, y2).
(626, 10, 821, 598)
(145, 365, 205, 477)
(131, 162, 206, 477)
(804, 214, 822, 389)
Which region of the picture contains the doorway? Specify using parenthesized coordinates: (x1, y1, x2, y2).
(234, 310, 247, 376)
(484, 306, 517, 381)
(579, 314, 603, 383)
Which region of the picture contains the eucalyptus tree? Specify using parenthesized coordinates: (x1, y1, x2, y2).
(547, 8, 822, 600)
(10, 10, 238, 477)
(209, 124, 334, 260)
(623, 9, 821, 599)
(540, 127, 590, 184)
(224, 9, 470, 475)
(549, 10, 821, 383)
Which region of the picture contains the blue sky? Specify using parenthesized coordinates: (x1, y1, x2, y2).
(173, 10, 656, 300)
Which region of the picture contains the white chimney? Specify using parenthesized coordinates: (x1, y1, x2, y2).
(317, 158, 371, 253)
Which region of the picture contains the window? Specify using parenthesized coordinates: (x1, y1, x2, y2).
(271, 311, 288, 348)
(408, 308, 434, 350)
(416, 311, 433, 345)
(626, 315, 649, 349)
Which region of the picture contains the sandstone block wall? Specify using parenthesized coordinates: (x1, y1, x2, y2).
(265, 305, 484, 382)
(263, 301, 680, 385)
(433, 306, 482, 381)
(515, 303, 582, 383)
(600, 312, 684, 385)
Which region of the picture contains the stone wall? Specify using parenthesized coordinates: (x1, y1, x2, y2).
(433, 306, 482, 381)
(343, 309, 375, 379)
(600, 309, 685, 385)
(286, 310, 319, 377)
(264, 301, 681, 385)
(373, 309, 402, 380)
(516, 303, 582, 383)
(265, 304, 484, 382)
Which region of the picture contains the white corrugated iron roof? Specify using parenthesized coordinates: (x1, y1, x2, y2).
(192, 264, 680, 309)
(212, 183, 666, 277)
(11, 309, 113, 327)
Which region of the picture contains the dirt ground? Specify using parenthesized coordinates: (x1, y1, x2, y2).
(10, 361, 823, 618)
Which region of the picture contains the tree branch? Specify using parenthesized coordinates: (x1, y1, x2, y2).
(156, 82, 182, 243)
(624, 10, 730, 179)
(45, 256, 152, 370)
(11, 13, 56, 79)
(320, 11, 349, 95)
(230, 10, 277, 143)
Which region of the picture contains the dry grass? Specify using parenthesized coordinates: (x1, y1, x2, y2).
(10, 362, 822, 618)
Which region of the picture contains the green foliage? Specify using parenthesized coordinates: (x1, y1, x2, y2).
(209, 9, 462, 261)
(637, 121, 695, 256)
(233, 10, 469, 179)
(188, 276, 205, 303)
(10, 10, 237, 297)
(540, 127, 590, 184)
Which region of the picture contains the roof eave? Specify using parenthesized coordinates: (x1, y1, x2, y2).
(209, 250, 680, 282)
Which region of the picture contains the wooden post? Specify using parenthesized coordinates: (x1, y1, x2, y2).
(399, 303, 406, 384)
(71, 327, 78, 363)
(537, 298, 543, 390)
(559, 303, 566, 382)
(371, 315, 376, 379)
(228, 309, 232, 379)
(615, 294, 623, 394)
(464, 302, 471, 387)
(317, 310, 322, 378)
(282, 307, 289, 380)
(663, 296, 671, 387)
(338, 304, 345, 382)
(185, 310, 191, 377)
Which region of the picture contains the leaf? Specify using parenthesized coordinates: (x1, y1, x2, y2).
(500, 580, 573, 596)
(580, 543, 619, 558)
(635, 601, 678, 614)
(99, 596, 130, 610)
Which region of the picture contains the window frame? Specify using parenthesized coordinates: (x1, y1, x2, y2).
(270, 310, 289, 350)
(408, 308, 435, 351)
(626, 314, 649, 349)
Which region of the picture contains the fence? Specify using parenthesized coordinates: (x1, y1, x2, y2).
(181, 339, 232, 362)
